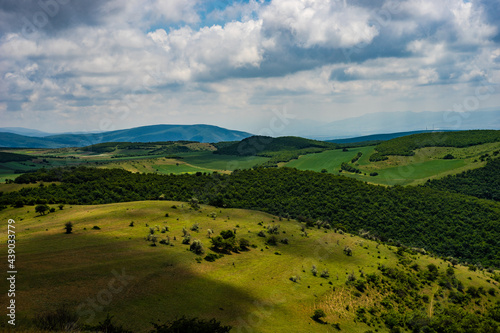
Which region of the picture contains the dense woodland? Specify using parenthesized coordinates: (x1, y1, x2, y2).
(370, 130, 500, 161)
(425, 157, 500, 201)
(3, 165, 500, 267)
(0, 151, 34, 163)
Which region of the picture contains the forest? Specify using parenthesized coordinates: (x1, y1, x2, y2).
(425, 156, 500, 201)
(3, 163, 500, 267)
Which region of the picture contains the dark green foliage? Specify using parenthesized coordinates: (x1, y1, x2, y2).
(312, 309, 326, 322)
(0, 151, 33, 163)
(369, 172, 378, 176)
(210, 231, 236, 253)
(204, 253, 223, 262)
(443, 153, 455, 159)
(351, 152, 363, 163)
(150, 316, 232, 333)
(91, 225, 101, 230)
(425, 158, 500, 201)
(266, 235, 278, 246)
(190, 240, 204, 255)
(340, 162, 361, 174)
(4, 166, 500, 266)
(35, 204, 49, 215)
(239, 238, 250, 250)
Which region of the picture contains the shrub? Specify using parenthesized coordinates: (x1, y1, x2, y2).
(190, 223, 200, 232)
(129, 221, 134, 227)
(204, 253, 223, 262)
(49, 207, 56, 213)
(290, 276, 300, 282)
(190, 240, 204, 255)
(182, 234, 191, 245)
(443, 153, 455, 159)
(239, 238, 250, 250)
(343, 246, 353, 256)
(64, 222, 73, 234)
(257, 231, 266, 237)
(320, 269, 330, 278)
(312, 265, 318, 277)
(266, 235, 278, 246)
(92, 226, 101, 230)
(312, 309, 326, 322)
(280, 238, 289, 245)
(370, 172, 378, 176)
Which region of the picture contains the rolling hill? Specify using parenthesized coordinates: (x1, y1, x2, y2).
(0, 124, 253, 148)
(1, 201, 499, 332)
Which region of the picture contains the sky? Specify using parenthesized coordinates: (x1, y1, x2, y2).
(1, 0, 499, 135)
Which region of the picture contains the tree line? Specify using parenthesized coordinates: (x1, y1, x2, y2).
(2, 165, 500, 267)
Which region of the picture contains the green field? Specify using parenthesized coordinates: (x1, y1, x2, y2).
(180, 152, 269, 171)
(284, 147, 374, 173)
(1, 201, 499, 332)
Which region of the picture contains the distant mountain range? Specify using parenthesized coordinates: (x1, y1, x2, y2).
(285, 110, 500, 140)
(0, 124, 252, 148)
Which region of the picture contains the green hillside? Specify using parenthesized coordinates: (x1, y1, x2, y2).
(369, 130, 500, 161)
(425, 157, 500, 201)
(3, 166, 500, 267)
(1, 201, 499, 332)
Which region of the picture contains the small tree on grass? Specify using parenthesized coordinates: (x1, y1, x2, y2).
(343, 246, 353, 256)
(64, 222, 73, 234)
(312, 309, 326, 322)
(36, 204, 49, 215)
(312, 265, 318, 277)
(58, 204, 64, 210)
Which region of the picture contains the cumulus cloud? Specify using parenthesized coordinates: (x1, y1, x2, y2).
(0, 0, 498, 133)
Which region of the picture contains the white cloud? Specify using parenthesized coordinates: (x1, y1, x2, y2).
(260, 0, 379, 48)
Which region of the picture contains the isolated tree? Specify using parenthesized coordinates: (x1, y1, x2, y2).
(58, 204, 64, 210)
(312, 309, 326, 322)
(343, 246, 353, 256)
(36, 204, 49, 215)
(191, 223, 200, 232)
(311, 265, 318, 277)
(64, 222, 73, 234)
(207, 229, 214, 238)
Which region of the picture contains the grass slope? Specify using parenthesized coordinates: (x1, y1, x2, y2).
(1, 201, 499, 332)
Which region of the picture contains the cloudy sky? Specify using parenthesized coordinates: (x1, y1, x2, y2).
(1, 0, 499, 135)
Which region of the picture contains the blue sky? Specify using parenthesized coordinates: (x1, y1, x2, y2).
(0, 0, 499, 135)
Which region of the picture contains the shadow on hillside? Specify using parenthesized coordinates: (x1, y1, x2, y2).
(9, 231, 265, 333)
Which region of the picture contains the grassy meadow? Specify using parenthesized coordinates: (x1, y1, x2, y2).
(1, 201, 499, 332)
